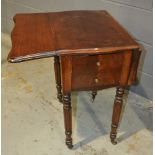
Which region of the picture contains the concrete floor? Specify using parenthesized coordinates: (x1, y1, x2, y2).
(2, 33, 153, 155)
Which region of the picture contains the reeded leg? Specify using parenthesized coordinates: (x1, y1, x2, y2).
(110, 86, 124, 144)
(92, 91, 97, 102)
(54, 56, 63, 103)
(63, 94, 73, 149)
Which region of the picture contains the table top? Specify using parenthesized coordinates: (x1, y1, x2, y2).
(8, 10, 139, 62)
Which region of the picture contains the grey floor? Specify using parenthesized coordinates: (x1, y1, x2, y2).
(2, 33, 153, 155)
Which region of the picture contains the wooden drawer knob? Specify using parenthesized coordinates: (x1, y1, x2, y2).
(96, 62, 101, 66)
(94, 78, 99, 83)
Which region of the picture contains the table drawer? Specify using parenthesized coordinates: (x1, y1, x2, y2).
(71, 53, 124, 90)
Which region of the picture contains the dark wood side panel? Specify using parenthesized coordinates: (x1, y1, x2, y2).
(119, 50, 132, 86)
(128, 49, 142, 85)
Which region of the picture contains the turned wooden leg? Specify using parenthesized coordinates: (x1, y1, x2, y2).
(63, 94, 73, 149)
(92, 91, 97, 102)
(54, 56, 63, 103)
(110, 86, 124, 144)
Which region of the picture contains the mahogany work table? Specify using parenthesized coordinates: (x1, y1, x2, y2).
(8, 10, 141, 149)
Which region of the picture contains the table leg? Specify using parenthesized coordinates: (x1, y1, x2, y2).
(92, 91, 97, 102)
(110, 86, 124, 144)
(54, 56, 63, 103)
(63, 93, 73, 149)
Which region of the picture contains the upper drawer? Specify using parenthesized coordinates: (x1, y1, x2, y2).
(71, 52, 124, 91)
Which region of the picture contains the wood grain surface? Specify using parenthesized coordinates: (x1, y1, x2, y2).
(8, 10, 139, 62)
(7, 10, 142, 148)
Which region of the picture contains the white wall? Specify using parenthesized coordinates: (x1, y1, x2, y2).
(2, 0, 153, 100)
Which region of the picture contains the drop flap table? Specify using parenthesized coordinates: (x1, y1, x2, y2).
(8, 10, 141, 149)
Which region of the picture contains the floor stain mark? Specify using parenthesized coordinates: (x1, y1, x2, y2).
(24, 85, 33, 93)
(33, 139, 39, 143)
(127, 143, 136, 153)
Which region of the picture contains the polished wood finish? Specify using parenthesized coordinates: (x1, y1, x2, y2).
(128, 49, 142, 85)
(7, 10, 141, 149)
(54, 56, 62, 103)
(63, 94, 73, 149)
(110, 87, 124, 144)
(60, 56, 72, 94)
(8, 10, 139, 63)
(71, 52, 124, 90)
(60, 56, 73, 148)
(8, 13, 56, 62)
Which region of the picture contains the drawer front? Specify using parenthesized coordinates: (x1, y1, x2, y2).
(71, 53, 124, 91)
